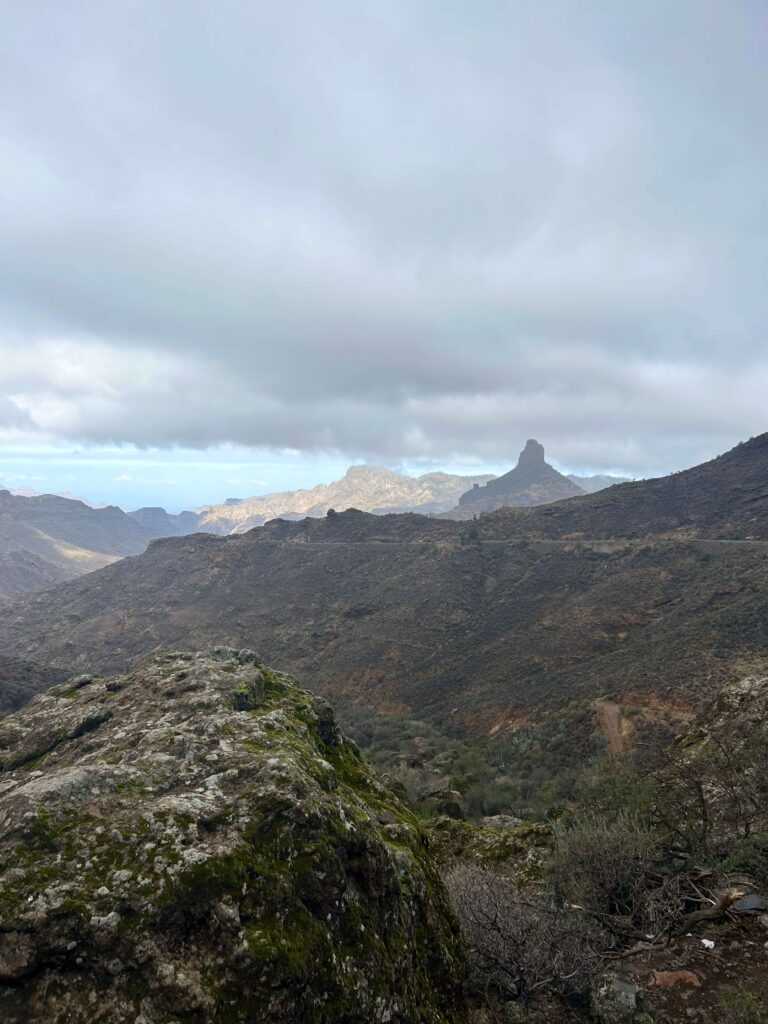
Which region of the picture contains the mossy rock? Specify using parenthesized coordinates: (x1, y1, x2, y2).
(0, 649, 468, 1022)
(423, 816, 553, 877)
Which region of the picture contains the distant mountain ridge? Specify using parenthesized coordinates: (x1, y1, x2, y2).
(130, 465, 497, 536)
(567, 473, 632, 492)
(0, 461, 629, 596)
(131, 461, 629, 538)
(9, 487, 107, 508)
(4, 433, 768, 747)
(444, 439, 586, 518)
(0, 489, 154, 598)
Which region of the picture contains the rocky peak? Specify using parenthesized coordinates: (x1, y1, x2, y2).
(517, 438, 545, 466)
(0, 648, 467, 1023)
(453, 439, 585, 514)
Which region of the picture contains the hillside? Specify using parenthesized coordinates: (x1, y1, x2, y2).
(0, 490, 154, 595)
(0, 654, 65, 715)
(445, 439, 585, 518)
(480, 432, 768, 540)
(0, 549, 74, 601)
(2, 434, 767, 740)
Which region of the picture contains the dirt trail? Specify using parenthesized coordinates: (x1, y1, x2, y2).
(593, 698, 626, 755)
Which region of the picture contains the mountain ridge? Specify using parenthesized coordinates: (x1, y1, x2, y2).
(129, 461, 629, 537)
(0, 489, 155, 597)
(3, 434, 768, 745)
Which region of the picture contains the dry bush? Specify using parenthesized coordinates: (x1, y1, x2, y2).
(442, 861, 600, 1006)
(651, 725, 768, 863)
(548, 813, 662, 934)
(548, 810, 747, 947)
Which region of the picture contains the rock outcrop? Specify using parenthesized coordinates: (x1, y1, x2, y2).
(446, 439, 585, 518)
(0, 649, 468, 1023)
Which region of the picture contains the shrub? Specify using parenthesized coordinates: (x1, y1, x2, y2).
(443, 861, 600, 1006)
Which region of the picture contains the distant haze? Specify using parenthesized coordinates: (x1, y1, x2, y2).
(1, 1, 766, 504)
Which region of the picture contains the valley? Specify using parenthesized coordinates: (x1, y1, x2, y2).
(2, 435, 768, 756)
(2, 436, 767, 1022)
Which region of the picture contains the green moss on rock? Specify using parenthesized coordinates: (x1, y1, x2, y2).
(0, 648, 468, 1023)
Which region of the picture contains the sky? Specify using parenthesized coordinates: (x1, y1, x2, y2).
(0, 0, 766, 509)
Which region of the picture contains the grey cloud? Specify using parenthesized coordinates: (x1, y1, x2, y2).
(0, 0, 765, 473)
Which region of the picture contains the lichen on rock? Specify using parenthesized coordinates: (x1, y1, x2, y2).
(0, 648, 468, 1022)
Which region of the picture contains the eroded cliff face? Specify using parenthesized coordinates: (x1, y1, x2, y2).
(0, 649, 468, 1023)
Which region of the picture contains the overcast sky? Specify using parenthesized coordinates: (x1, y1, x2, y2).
(1, 0, 766, 507)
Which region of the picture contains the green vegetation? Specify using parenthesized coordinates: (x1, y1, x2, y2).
(336, 697, 613, 822)
(435, 676, 768, 1021)
(719, 989, 768, 1024)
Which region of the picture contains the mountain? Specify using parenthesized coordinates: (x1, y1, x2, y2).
(0, 489, 154, 596)
(127, 505, 202, 537)
(9, 486, 107, 508)
(444, 439, 585, 519)
(3, 434, 768, 745)
(0, 648, 467, 1023)
(194, 465, 497, 533)
(567, 473, 632, 492)
(124, 467, 628, 539)
(479, 432, 768, 541)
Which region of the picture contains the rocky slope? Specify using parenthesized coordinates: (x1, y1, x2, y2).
(445, 440, 585, 519)
(3, 434, 768, 741)
(0, 490, 154, 596)
(0, 648, 468, 1023)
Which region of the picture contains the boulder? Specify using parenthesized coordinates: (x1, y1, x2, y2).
(591, 971, 648, 1024)
(417, 788, 466, 821)
(0, 648, 468, 1023)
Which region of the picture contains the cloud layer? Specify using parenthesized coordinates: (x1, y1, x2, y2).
(1, 0, 766, 474)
